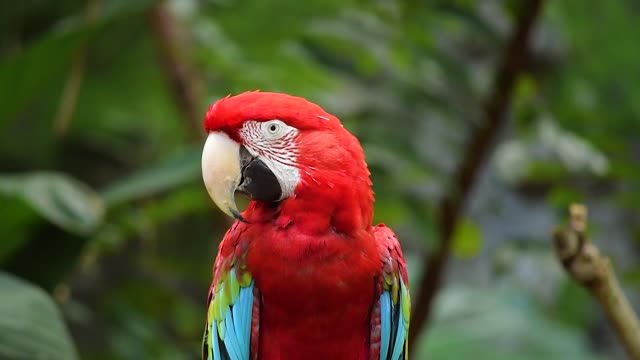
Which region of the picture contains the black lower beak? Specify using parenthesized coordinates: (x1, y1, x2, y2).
(237, 146, 282, 203)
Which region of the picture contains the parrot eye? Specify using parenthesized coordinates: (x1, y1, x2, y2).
(263, 120, 288, 140)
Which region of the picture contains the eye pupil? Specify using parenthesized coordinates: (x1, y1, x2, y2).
(270, 124, 277, 132)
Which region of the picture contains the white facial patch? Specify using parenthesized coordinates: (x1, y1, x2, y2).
(238, 120, 300, 201)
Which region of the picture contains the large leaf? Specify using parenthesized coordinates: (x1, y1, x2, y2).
(0, 172, 104, 235)
(0, 0, 156, 127)
(0, 272, 78, 360)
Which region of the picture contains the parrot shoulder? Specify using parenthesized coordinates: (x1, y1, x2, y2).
(371, 224, 410, 360)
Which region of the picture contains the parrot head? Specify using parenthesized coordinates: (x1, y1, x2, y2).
(201, 91, 373, 233)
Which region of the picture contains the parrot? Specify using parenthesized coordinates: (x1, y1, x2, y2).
(200, 91, 410, 360)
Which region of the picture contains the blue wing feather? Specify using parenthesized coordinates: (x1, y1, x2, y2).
(231, 299, 243, 354)
(379, 278, 409, 360)
(231, 285, 253, 359)
(379, 291, 391, 360)
(390, 312, 406, 360)
(223, 308, 241, 360)
(212, 320, 222, 360)
(238, 286, 253, 359)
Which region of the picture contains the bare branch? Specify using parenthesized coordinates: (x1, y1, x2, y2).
(149, 2, 203, 143)
(553, 204, 640, 359)
(408, 0, 546, 351)
(54, 0, 101, 137)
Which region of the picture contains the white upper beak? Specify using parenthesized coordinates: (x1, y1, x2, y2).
(201, 132, 243, 219)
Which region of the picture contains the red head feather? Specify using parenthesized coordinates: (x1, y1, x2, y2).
(204, 91, 342, 136)
(204, 91, 373, 235)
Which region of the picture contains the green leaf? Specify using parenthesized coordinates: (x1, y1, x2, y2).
(0, 172, 104, 235)
(101, 147, 201, 207)
(0, 196, 39, 264)
(452, 217, 483, 258)
(0, 0, 158, 127)
(0, 272, 78, 360)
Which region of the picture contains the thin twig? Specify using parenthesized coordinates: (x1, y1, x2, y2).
(408, 0, 546, 351)
(553, 204, 640, 359)
(149, 3, 203, 143)
(54, 0, 101, 137)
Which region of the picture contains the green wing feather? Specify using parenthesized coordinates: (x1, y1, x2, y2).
(203, 265, 254, 360)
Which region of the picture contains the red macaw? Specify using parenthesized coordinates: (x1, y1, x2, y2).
(200, 91, 410, 360)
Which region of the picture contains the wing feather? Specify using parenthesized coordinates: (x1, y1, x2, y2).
(373, 224, 410, 360)
(204, 269, 255, 360)
(203, 222, 256, 360)
(223, 307, 241, 360)
(212, 320, 223, 360)
(379, 291, 392, 360)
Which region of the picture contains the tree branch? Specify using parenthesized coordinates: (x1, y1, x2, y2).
(54, 0, 101, 137)
(149, 3, 203, 143)
(408, 0, 546, 351)
(552, 204, 640, 359)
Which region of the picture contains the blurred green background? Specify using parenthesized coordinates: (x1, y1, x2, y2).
(1, 0, 639, 359)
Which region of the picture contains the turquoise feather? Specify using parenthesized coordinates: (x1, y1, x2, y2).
(379, 291, 391, 360)
(212, 320, 221, 360)
(223, 307, 241, 360)
(390, 311, 405, 360)
(380, 277, 409, 360)
(237, 285, 253, 359)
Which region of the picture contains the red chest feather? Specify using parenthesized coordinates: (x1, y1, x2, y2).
(244, 225, 380, 360)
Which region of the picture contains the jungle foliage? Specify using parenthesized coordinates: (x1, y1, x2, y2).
(0, 0, 638, 359)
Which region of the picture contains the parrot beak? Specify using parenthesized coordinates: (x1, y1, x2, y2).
(202, 132, 246, 222)
(202, 132, 283, 222)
